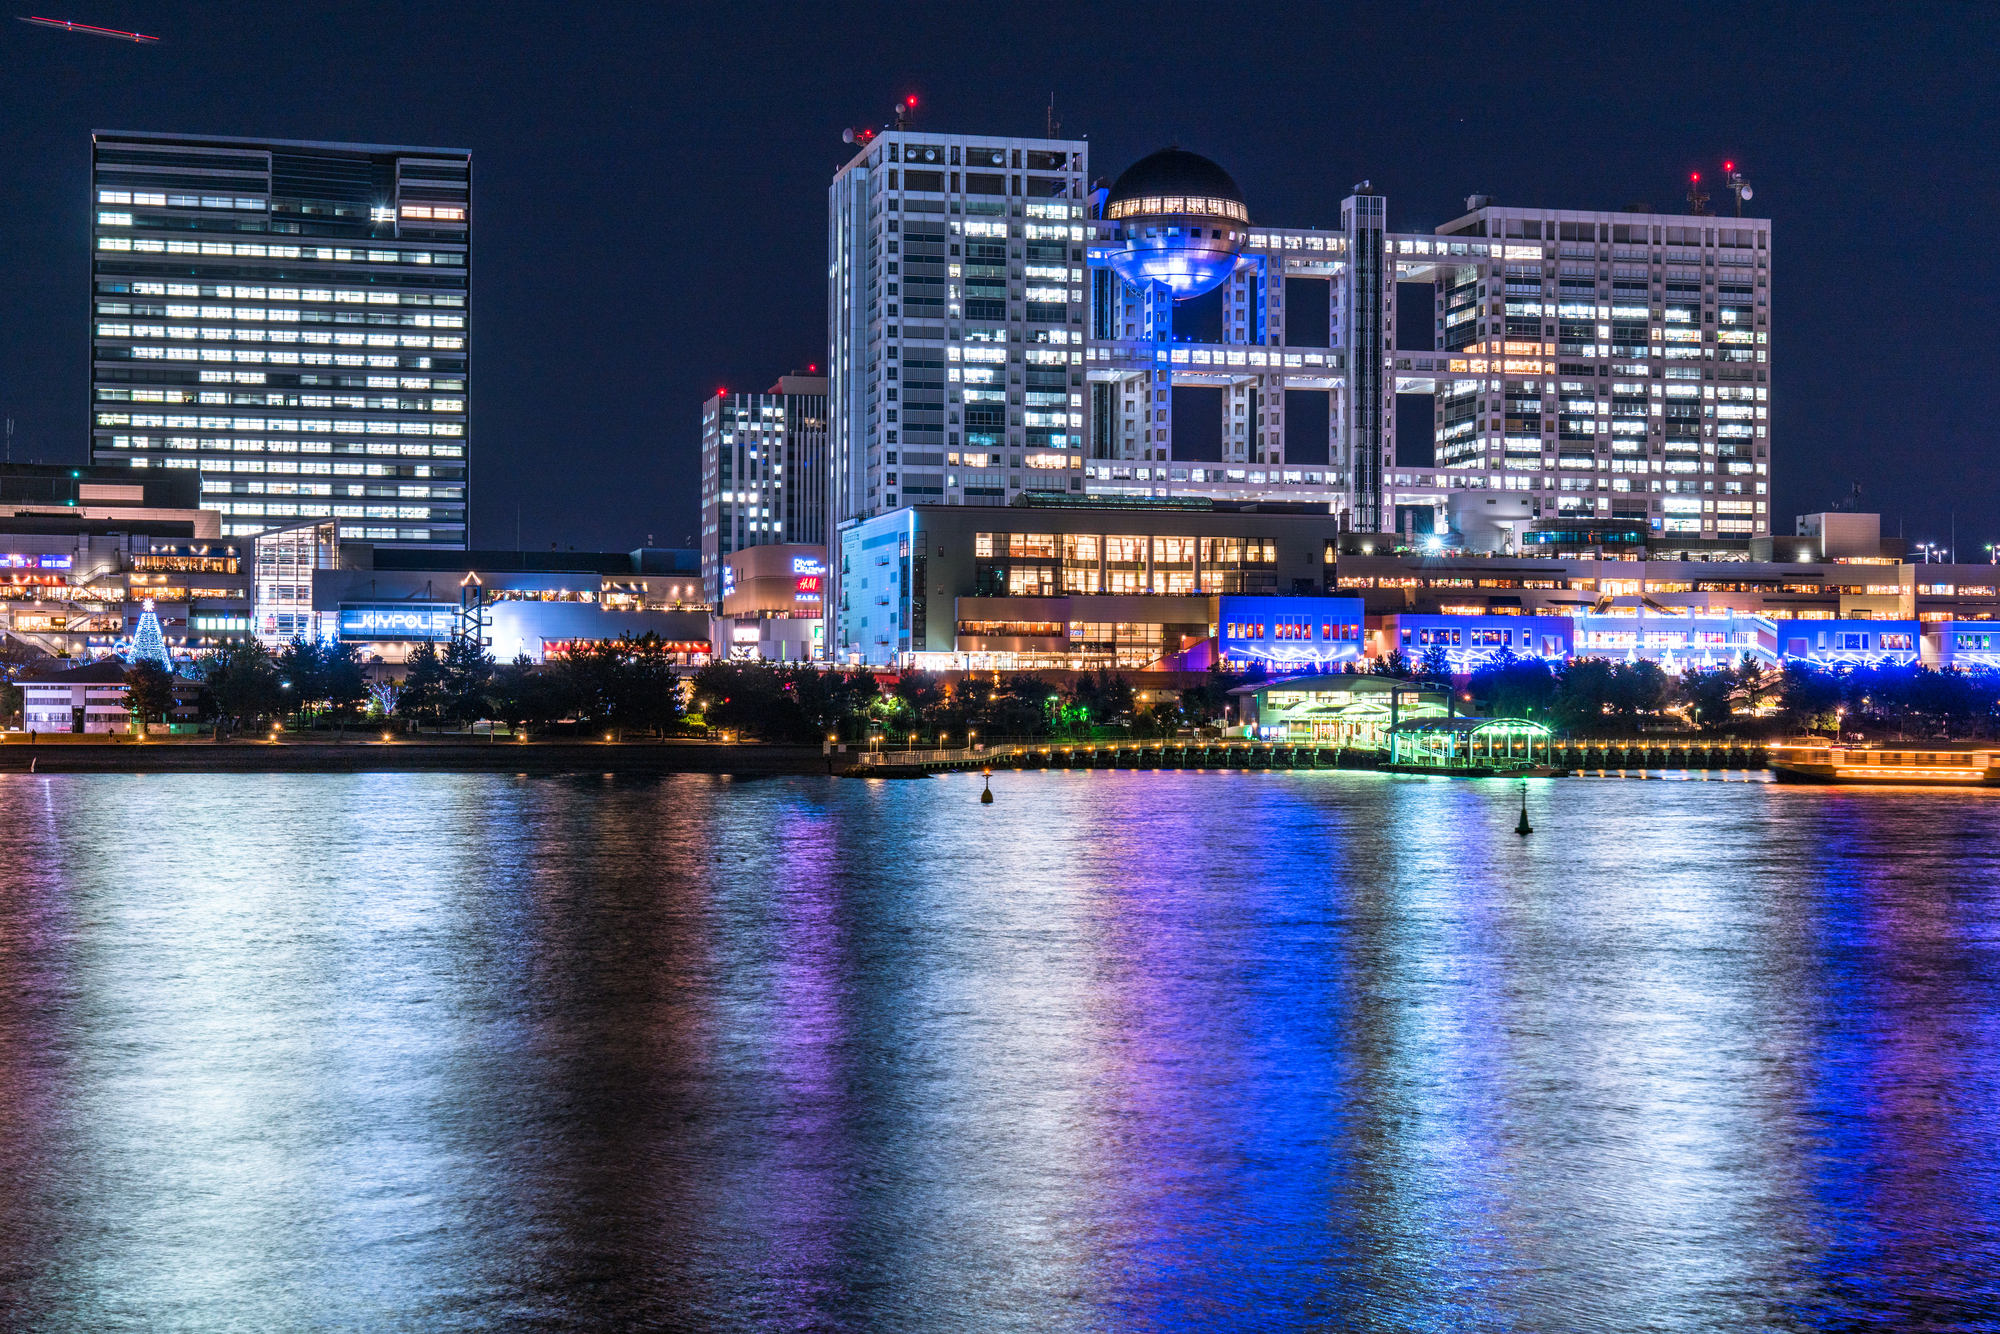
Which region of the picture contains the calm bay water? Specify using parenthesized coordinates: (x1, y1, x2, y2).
(1, 770, 1997, 1332)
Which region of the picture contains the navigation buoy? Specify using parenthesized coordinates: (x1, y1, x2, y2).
(980, 768, 994, 803)
(1515, 782, 1532, 836)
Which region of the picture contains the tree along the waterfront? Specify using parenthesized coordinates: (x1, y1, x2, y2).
(691, 661, 876, 744)
(1777, 660, 2000, 737)
(192, 639, 285, 732)
(478, 633, 685, 737)
(121, 659, 176, 731)
(394, 638, 495, 728)
(275, 637, 369, 725)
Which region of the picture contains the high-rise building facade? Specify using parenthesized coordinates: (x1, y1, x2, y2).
(825, 131, 1092, 659)
(88, 131, 471, 551)
(1397, 201, 1773, 545)
(700, 374, 828, 602)
(1076, 157, 1773, 547)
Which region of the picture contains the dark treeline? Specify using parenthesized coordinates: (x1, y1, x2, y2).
(691, 662, 1250, 744)
(101, 636, 2000, 742)
(184, 633, 694, 736)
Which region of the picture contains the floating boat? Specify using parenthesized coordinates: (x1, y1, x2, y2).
(1381, 762, 1571, 778)
(1768, 740, 1999, 786)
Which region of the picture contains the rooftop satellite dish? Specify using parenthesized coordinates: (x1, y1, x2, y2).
(843, 128, 855, 144)
(1739, 185, 1753, 200)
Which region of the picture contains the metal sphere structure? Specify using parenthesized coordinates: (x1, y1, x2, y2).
(1100, 148, 1249, 299)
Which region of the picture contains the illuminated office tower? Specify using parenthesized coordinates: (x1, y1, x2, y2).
(1402, 201, 1774, 544)
(699, 373, 828, 601)
(88, 131, 471, 550)
(825, 129, 1091, 658)
(1080, 158, 1773, 544)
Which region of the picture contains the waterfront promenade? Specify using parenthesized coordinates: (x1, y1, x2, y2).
(0, 735, 837, 776)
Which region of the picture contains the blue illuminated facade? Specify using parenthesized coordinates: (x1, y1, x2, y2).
(1576, 613, 1778, 669)
(1382, 614, 1575, 672)
(1219, 595, 1363, 668)
(1934, 622, 2000, 669)
(1776, 620, 1920, 667)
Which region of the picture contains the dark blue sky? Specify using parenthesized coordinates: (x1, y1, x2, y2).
(1, 3, 1994, 554)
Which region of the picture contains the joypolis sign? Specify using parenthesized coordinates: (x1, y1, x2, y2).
(337, 603, 456, 640)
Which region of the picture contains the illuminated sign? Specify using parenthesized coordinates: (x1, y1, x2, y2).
(795, 575, 821, 595)
(337, 603, 455, 639)
(721, 565, 737, 594)
(791, 556, 827, 576)
(0, 554, 72, 569)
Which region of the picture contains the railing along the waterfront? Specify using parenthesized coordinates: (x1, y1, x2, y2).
(857, 744, 1026, 768)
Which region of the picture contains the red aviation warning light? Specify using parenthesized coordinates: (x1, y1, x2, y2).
(1686, 170, 1712, 216)
(1723, 162, 1754, 215)
(17, 15, 159, 41)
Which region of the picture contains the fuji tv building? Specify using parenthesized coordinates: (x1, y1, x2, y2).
(1080, 148, 1773, 545)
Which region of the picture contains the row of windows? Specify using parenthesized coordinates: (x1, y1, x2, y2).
(973, 533, 1278, 564)
(1104, 195, 1249, 222)
(99, 380, 461, 401)
(99, 413, 462, 434)
(103, 283, 462, 306)
(204, 481, 459, 498)
(105, 436, 462, 458)
(209, 501, 443, 520)
(96, 238, 463, 266)
(102, 329, 464, 350)
(99, 190, 262, 209)
(99, 307, 463, 327)
(187, 459, 451, 476)
(110, 350, 445, 371)
(103, 392, 459, 411)
(1226, 621, 1361, 642)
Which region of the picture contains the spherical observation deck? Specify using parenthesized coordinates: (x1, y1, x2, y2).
(1100, 148, 1250, 300)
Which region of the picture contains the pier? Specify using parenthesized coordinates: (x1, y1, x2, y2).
(846, 736, 1771, 777)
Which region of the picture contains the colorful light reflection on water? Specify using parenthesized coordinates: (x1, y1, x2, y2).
(0, 771, 1996, 1330)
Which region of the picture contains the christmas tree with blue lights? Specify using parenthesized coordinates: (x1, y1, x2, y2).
(129, 597, 172, 670)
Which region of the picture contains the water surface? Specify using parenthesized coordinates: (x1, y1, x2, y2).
(1, 771, 1996, 1331)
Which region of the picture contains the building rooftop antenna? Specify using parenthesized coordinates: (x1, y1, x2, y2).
(1723, 161, 1754, 216)
(1046, 92, 1060, 140)
(1686, 171, 1712, 216)
(894, 95, 917, 132)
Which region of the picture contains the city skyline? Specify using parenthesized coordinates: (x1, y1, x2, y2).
(0, 4, 1992, 556)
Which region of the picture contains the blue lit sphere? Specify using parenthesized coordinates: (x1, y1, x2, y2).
(1101, 148, 1249, 299)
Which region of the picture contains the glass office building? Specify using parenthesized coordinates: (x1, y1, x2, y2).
(700, 375, 828, 602)
(88, 131, 470, 550)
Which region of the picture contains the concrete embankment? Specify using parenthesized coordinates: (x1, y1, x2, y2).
(0, 737, 837, 776)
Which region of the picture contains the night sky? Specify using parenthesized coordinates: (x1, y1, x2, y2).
(2, 3, 1994, 555)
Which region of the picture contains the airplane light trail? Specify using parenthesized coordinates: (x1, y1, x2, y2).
(16, 15, 159, 42)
